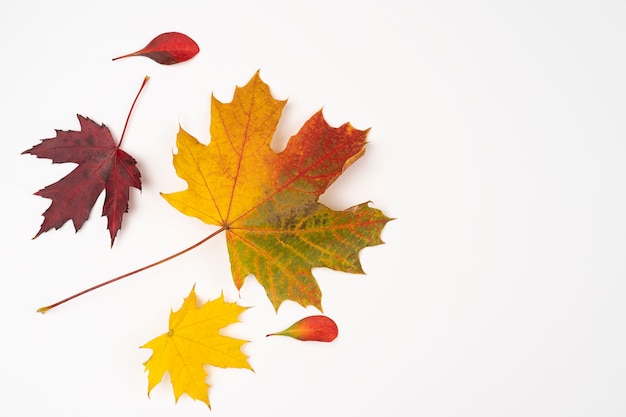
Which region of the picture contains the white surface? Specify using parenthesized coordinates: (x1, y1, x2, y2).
(1, 0, 625, 415)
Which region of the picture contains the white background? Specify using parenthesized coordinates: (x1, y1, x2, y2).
(1, 0, 625, 415)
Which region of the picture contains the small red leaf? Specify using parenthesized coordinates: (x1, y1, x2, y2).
(267, 315, 338, 342)
(112, 32, 199, 65)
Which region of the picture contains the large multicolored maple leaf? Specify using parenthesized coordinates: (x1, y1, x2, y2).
(162, 72, 390, 311)
(23, 115, 141, 246)
(142, 287, 250, 407)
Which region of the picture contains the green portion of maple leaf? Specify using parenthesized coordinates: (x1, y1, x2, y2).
(229, 201, 388, 309)
(162, 72, 391, 311)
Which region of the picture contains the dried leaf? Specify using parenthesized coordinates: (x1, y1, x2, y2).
(267, 315, 338, 342)
(142, 287, 251, 408)
(22, 115, 141, 246)
(163, 71, 391, 310)
(112, 32, 199, 65)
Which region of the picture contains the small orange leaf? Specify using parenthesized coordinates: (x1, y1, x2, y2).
(267, 315, 338, 342)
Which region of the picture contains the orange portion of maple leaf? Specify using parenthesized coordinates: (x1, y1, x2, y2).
(142, 287, 250, 408)
(162, 72, 390, 310)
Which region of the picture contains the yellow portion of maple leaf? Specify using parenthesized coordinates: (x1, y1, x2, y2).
(141, 287, 251, 408)
(164, 72, 286, 225)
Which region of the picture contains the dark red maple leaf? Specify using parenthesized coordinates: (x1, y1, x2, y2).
(23, 115, 141, 246)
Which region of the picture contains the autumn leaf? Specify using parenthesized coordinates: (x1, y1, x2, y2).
(162, 72, 391, 311)
(267, 315, 339, 342)
(142, 287, 251, 408)
(112, 32, 199, 65)
(22, 77, 147, 246)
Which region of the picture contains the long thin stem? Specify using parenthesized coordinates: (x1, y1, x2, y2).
(37, 227, 226, 313)
(118, 75, 150, 148)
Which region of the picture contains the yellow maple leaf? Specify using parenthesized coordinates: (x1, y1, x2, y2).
(141, 287, 251, 407)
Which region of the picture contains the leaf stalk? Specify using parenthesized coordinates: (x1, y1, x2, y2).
(37, 227, 226, 313)
(118, 75, 150, 148)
